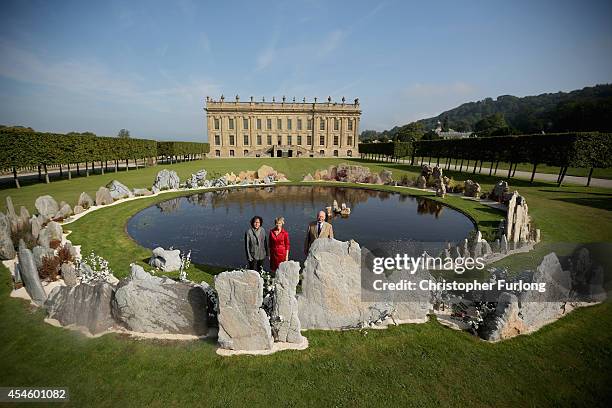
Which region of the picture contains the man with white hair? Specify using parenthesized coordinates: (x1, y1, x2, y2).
(304, 210, 334, 254)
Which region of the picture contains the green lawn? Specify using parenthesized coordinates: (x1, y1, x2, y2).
(1, 157, 611, 407)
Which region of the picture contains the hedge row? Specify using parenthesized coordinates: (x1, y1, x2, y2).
(0, 128, 209, 171)
(359, 133, 612, 169)
(157, 141, 210, 157)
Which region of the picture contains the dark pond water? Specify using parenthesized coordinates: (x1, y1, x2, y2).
(126, 186, 475, 269)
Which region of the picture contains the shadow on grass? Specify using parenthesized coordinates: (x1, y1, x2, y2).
(551, 197, 612, 211)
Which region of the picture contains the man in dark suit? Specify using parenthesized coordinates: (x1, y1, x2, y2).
(304, 210, 334, 254)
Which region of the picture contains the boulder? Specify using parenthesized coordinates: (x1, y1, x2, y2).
(152, 169, 180, 193)
(335, 164, 372, 183)
(263, 175, 274, 185)
(73, 205, 85, 215)
(106, 180, 133, 200)
(0, 213, 16, 260)
(61, 262, 78, 287)
(38, 221, 63, 248)
(379, 170, 393, 184)
(272, 261, 304, 343)
(77, 192, 94, 209)
(30, 216, 41, 239)
(432, 165, 443, 180)
(53, 203, 72, 220)
(211, 176, 228, 188)
(416, 175, 427, 189)
(435, 179, 446, 197)
(506, 192, 531, 244)
(256, 165, 275, 180)
(480, 292, 526, 341)
(215, 269, 273, 350)
(95, 187, 113, 206)
(32, 245, 55, 271)
(148, 247, 182, 272)
(302, 173, 314, 182)
(186, 169, 208, 188)
(35, 195, 59, 220)
(17, 240, 47, 305)
(463, 180, 481, 198)
(490, 181, 510, 202)
(420, 164, 433, 179)
(112, 264, 208, 335)
(45, 281, 115, 334)
(132, 188, 153, 196)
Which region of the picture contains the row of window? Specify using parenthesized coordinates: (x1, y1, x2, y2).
(215, 149, 353, 157)
(214, 134, 354, 147)
(213, 117, 354, 131)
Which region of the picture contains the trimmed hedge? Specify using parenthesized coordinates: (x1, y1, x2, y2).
(157, 141, 210, 157)
(358, 141, 414, 158)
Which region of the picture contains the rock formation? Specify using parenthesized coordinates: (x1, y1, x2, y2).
(463, 180, 481, 198)
(106, 180, 133, 200)
(17, 240, 47, 305)
(152, 169, 180, 193)
(95, 187, 113, 206)
(271, 261, 304, 343)
(148, 247, 182, 272)
(77, 192, 94, 209)
(35, 195, 59, 221)
(0, 213, 15, 260)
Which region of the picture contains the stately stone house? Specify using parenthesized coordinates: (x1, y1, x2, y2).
(205, 95, 361, 158)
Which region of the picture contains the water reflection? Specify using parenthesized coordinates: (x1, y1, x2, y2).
(127, 186, 474, 268)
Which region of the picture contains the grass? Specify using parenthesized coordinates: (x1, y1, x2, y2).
(1, 157, 612, 406)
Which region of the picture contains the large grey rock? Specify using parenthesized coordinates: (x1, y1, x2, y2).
(45, 281, 115, 334)
(490, 181, 510, 202)
(61, 262, 78, 287)
(73, 205, 85, 215)
(506, 192, 531, 243)
(38, 221, 63, 248)
(95, 187, 113, 206)
(17, 206, 30, 232)
(379, 169, 393, 185)
(272, 261, 304, 343)
(152, 169, 180, 193)
(463, 180, 481, 198)
(77, 192, 94, 209)
(34, 195, 59, 220)
(215, 269, 273, 351)
(112, 264, 208, 335)
(106, 180, 133, 200)
(18, 240, 47, 305)
(211, 176, 228, 188)
(32, 245, 55, 271)
(0, 213, 16, 260)
(335, 163, 373, 183)
(480, 292, 526, 341)
(519, 253, 570, 331)
(53, 203, 72, 220)
(148, 247, 181, 272)
(185, 170, 208, 188)
(416, 175, 427, 189)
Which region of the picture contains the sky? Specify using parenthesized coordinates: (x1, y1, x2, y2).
(1, 0, 611, 142)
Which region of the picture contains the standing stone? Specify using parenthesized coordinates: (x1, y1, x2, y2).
(501, 235, 509, 254)
(215, 269, 273, 350)
(30, 216, 41, 239)
(0, 213, 16, 260)
(32, 245, 56, 271)
(6, 196, 16, 218)
(73, 205, 85, 215)
(148, 247, 182, 272)
(152, 169, 180, 193)
(18, 240, 47, 305)
(272, 261, 304, 343)
(482, 240, 492, 256)
(416, 175, 427, 189)
(35, 195, 59, 220)
(53, 203, 73, 220)
(45, 281, 115, 335)
(95, 187, 113, 206)
(106, 180, 134, 200)
(302, 173, 314, 182)
(490, 181, 509, 202)
(38, 221, 63, 248)
(480, 292, 526, 341)
(77, 192, 94, 209)
(112, 264, 208, 335)
(61, 262, 78, 287)
(18, 206, 30, 231)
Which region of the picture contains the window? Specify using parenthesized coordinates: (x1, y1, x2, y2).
(243, 149, 249, 156)
(334, 118, 339, 130)
(257, 118, 262, 130)
(229, 118, 234, 130)
(215, 149, 220, 157)
(297, 119, 302, 130)
(334, 135, 339, 145)
(214, 134, 220, 145)
(243, 118, 249, 129)
(347, 150, 352, 157)
(277, 135, 282, 145)
(267, 118, 272, 130)
(347, 136, 353, 146)
(243, 134, 249, 145)
(267, 135, 272, 145)
(319, 150, 325, 156)
(307, 135, 312, 145)
(229, 135, 235, 145)
(287, 135, 292, 145)
(297, 135, 302, 145)
(319, 135, 325, 145)
(348, 119, 353, 131)
(307, 119, 313, 130)
(333, 150, 338, 157)
(320, 118, 325, 130)
(257, 134, 262, 145)
(214, 118, 220, 130)
(229, 149, 235, 157)
(277, 118, 282, 130)
(287, 118, 292, 130)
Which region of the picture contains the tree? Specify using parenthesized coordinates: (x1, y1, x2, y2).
(395, 122, 424, 142)
(117, 129, 130, 139)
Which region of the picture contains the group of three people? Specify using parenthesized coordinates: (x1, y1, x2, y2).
(245, 210, 334, 273)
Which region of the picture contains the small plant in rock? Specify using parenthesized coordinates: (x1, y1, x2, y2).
(178, 250, 192, 281)
(78, 251, 115, 284)
(49, 239, 62, 250)
(40, 255, 61, 281)
(258, 269, 275, 318)
(56, 244, 75, 265)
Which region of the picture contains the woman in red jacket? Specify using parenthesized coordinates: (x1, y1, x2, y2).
(269, 216, 290, 274)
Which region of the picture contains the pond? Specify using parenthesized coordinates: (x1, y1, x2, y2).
(126, 185, 475, 269)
